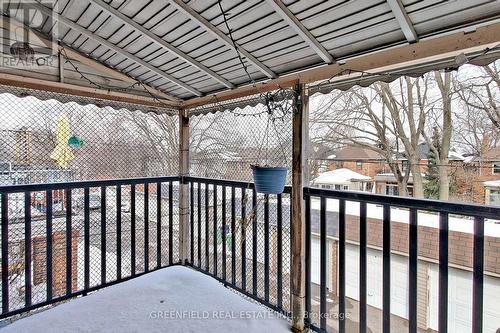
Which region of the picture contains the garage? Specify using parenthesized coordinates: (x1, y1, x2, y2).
(428, 266, 500, 332)
(311, 237, 331, 288)
(345, 244, 409, 319)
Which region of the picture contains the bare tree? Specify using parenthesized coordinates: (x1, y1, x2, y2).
(456, 62, 500, 155)
(422, 71, 453, 200)
(312, 76, 430, 197)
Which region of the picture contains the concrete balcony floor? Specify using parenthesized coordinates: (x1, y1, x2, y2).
(1, 266, 290, 333)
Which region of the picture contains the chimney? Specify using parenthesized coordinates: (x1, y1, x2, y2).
(33, 230, 79, 297)
(480, 136, 490, 158)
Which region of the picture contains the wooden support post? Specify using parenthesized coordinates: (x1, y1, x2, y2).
(58, 45, 64, 83)
(291, 83, 308, 332)
(178, 109, 190, 264)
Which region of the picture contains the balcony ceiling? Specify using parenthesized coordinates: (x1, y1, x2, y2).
(2, 0, 500, 106)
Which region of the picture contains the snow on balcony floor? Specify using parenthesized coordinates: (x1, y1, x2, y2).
(1, 266, 290, 333)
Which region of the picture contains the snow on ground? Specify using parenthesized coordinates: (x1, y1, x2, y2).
(310, 198, 500, 237)
(1, 266, 290, 333)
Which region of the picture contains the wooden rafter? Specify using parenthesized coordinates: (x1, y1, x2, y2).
(0, 72, 181, 109)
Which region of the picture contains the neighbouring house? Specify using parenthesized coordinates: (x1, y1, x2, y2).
(484, 180, 500, 206)
(323, 143, 467, 197)
(0, 162, 75, 215)
(455, 146, 500, 204)
(375, 143, 465, 198)
(325, 145, 388, 178)
(374, 172, 416, 196)
(311, 168, 373, 192)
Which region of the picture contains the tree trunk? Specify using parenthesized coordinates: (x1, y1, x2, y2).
(397, 180, 409, 197)
(435, 71, 453, 201)
(438, 160, 450, 201)
(410, 161, 425, 198)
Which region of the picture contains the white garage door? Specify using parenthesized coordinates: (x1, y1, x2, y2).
(428, 266, 500, 333)
(311, 237, 330, 287)
(346, 244, 409, 319)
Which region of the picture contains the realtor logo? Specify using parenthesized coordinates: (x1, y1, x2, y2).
(0, 0, 58, 67)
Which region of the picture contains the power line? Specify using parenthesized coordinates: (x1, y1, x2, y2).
(60, 48, 177, 111)
(310, 158, 500, 170)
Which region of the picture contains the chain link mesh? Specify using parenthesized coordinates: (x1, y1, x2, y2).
(0, 85, 178, 184)
(187, 92, 293, 313)
(0, 86, 179, 314)
(189, 93, 293, 182)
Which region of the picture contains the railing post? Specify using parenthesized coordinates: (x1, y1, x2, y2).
(291, 82, 309, 332)
(179, 108, 190, 264)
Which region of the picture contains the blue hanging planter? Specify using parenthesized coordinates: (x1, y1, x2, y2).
(251, 165, 288, 194)
(68, 135, 84, 149)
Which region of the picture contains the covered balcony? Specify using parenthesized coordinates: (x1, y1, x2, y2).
(0, 1, 500, 332)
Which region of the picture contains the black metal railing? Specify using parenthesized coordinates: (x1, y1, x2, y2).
(303, 187, 500, 333)
(1, 176, 498, 333)
(0, 176, 179, 319)
(184, 176, 292, 316)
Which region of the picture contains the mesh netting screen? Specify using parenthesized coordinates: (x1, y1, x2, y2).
(0, 86, 179, 185)
(188, 93, 293, 182)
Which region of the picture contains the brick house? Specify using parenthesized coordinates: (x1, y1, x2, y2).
(454, 147, 500, 205)
(326, 143, 466, 198)
(325, 145, 388, 178)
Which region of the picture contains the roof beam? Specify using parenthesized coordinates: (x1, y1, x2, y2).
(265, 0, 334, 64)
(0, 16, 180, 103)
(182, 22, 500, 109)
(27, 2, 203, 96)
(88, 0, 235, 89)
(387, 0, 418, 43)
(168, 0, 277, 79)
(0, 72, 180, 109)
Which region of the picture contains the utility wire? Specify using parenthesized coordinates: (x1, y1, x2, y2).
(60, 48, 177, 111)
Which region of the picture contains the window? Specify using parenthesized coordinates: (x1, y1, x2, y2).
(493, 163, 500, 174)
(343, 185, 349, 190)
(488, 189, 500, 206)
(334, 185, 341, 190)
(335, 161, 344, 168)
(386, 184, 399, 196)
(401, 160, 409, 172)
(321, 184, 331, 189)
(356, 161, 363, 169)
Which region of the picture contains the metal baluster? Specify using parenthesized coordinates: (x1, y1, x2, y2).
(439, 212, 449, 333)
(320, 197, 327, 330)
(472, 216, 484, 333)
(101, 186, 106, 284)
(46, 190, 53, 301)
(65, 189, 72, 295)
(144, 183, 149, 272)
(359, 202, 367, 333)
(25, 192, 32, 306)
(408, 208, 418, 333)
(116, 185, 122, 280)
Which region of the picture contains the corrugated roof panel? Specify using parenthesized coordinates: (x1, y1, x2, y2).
(117, 0, 153, 18)
(329, 28, 404, 57)
(250, 34, 306, 58)
(265, 46, 321, 73)
(236, 18, 288, 46)
(128, 0, 168, 25)
(319, 17, 402, 54)
(4, 0, 499, 101)
(408, 0, 500, 35)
